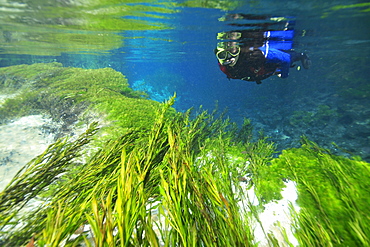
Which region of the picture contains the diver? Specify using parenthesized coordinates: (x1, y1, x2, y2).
(215, 15, 311, 84)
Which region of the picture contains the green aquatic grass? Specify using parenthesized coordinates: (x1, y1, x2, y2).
(1, 63, 369, 246)
(289, 104, 338, 128)
(0, 96, 369, 246)
(0, 97, 256, 246)
(271, 137, 370, 246)
(0, 122, 99, 244)
(0, 63, 164, 139)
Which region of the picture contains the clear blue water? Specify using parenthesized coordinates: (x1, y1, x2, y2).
(1, 0, 369, 159)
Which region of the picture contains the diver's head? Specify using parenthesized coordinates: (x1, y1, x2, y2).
(215, 42, 240, 66)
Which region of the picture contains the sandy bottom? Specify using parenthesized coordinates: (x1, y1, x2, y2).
(256, 181, 300, 246)
(0, 115, 55, 192)
(240, 180, 300, 246)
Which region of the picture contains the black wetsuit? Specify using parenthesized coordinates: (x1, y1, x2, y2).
(219, 51, 278, 84)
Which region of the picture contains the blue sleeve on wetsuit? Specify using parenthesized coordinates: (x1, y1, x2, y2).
(259, 46, 291, 78)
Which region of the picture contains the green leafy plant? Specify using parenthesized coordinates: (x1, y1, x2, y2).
(271, 137, 370, 246)
(1, 63, 369, 247)
(0, 97, 257, 246)
(0, 63, 165, 140)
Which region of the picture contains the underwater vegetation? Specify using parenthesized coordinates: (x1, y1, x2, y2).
(288, 104, 338, 128)
(0, 63, 369, 246)
(0, 91, 369, 246)
(271, 138, 370, 246)
(0, 62, 169, 141)
(0, 98, 254, 246)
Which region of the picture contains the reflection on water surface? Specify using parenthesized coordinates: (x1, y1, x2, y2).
(0, 0, 369, 160)
(0, 0, 180, 55)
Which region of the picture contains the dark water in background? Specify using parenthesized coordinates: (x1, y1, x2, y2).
(0, 0, 369, 159)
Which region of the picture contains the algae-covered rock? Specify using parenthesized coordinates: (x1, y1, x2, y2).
(0, 62, 168, 140)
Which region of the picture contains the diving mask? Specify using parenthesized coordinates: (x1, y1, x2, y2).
(216, 42, 241, 66)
